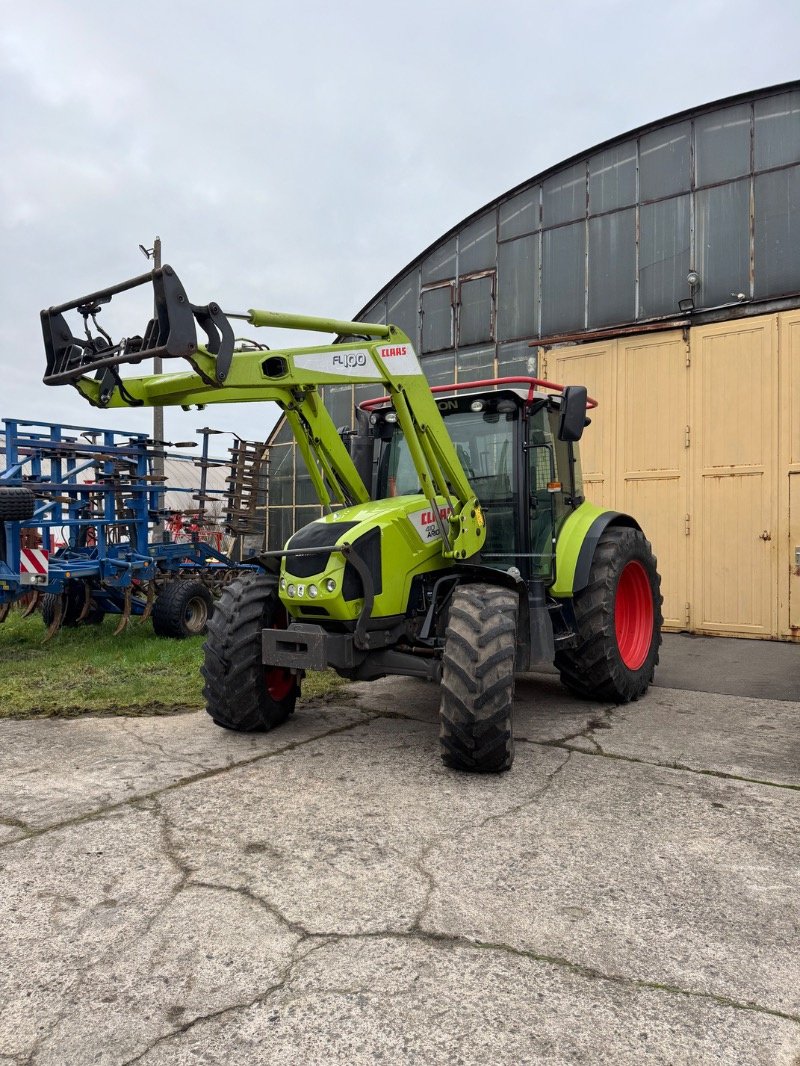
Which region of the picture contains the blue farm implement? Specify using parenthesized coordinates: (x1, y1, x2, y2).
(0, 418, 256, 638)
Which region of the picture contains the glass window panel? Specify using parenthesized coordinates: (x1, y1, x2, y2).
(267, 507, 293, 552)
(268, 444, 293, 505)
(499, 186, 540, 240)
(272, 419, 293, 446)
(497, 233, 538, 341)
(295, 506, 323, 531)
(387, 273, 419, 343)
(421, 238, 457, 284)
(456, 344, 495, 383)
(295, 449, 319, 505)
(354, 382, 385, 406)
(695, 179, 751, 306)
(458, 275, 494, 346)
(541, 222, 586, 335)
(588, 208, 636, 327)
(695, 104, 751, 187)
(754, 164, 800, 298)
(422, 352, 455, 387)
(498, 340, 537, 378)
(360, 298, 387, 325)
(588, 141, 636, 214)
(458, 214, 496, 274)
(542, 162, 586, 227)
(638, 195, 690, 318)
(755, 91, 800, 171)
(639, 122, 691, 201)
(421, 284, 454, 353)
(324, 384, 353, 430)
(295, 474, 318, 506)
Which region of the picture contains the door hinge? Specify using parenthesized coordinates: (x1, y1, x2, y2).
(685, 340, 691, 367)
(684, 601, 691, 626)
(684, 425, 691, 448)
(684, 513, 691, 536)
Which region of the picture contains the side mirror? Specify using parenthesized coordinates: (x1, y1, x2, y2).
(558, 385, 588, 442)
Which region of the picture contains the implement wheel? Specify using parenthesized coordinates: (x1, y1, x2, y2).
(152, 579, 213, 638)
(201, 572, 298, 732)
(41, 582, 104, 628)
(0, 487, 36, 521)
(555, 526, 663, 703)
(439, 582, 518, 773)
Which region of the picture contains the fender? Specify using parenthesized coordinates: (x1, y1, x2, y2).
(551, 502, 640, 598)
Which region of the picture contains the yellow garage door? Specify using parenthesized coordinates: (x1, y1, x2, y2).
(690, 320, 778, 637)
(789, 475, 800, 636)
(616, 333, 690, 630)
(543, 342, 616, 510)
(545, 333, 690, 629)
(782, 312, 800, 637)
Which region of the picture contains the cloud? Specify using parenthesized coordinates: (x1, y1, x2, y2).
(1, 0, 798, 448)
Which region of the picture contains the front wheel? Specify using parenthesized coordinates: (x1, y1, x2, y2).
(439, 582, 518, 773)
(555, 526, 663, 703)
(201, 572, 298, 732)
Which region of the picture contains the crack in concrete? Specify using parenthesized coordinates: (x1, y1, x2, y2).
(541, 739, 800, 793)
(115, 720, 210, 772)
(0, 816, 29, 830)
(410, 748, 573, 934)
(117, 934, 329, 1066)
(116, 926, 800, 1063)
(0, 718, 368, 852)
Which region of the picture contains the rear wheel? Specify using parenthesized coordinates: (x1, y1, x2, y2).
(555, 526, 662, 703)
(152, 579, 213, 638)
(201, 572, 298, 732)
(439, 582, 518, 773)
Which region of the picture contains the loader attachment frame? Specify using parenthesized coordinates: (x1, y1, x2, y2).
(39, 266, 485, 562)
(41, 265, 235, 395)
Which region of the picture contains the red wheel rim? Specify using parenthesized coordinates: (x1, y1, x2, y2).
(265, 666, 294, 701)
(615, 560, 654, 670)
(265, 609, 295, 701)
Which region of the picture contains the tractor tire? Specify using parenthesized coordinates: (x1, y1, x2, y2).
(41, 583, 105, 628)
(555, 526, 663, 703)
(0, 487, 36, 521)
(152, 579, 213, 638)
(201, 572, 298, 732)
(439, 582, 518, 773)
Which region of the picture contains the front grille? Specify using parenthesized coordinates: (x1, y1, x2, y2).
(285, 520, 358, 578)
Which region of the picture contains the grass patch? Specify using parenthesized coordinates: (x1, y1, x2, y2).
(0, 610, 347, 720)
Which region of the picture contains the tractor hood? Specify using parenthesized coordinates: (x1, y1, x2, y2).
(279, 494, 453, 622)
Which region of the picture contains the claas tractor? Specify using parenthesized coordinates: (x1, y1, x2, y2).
(40, 265, 662, 772)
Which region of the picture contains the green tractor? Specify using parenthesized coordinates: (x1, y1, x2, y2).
(41, 265, 662, 772)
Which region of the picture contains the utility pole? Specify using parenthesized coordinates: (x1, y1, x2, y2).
(140, 236, 165, 534)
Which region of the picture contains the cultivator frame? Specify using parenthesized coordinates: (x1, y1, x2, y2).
(0, 418, 254, 637)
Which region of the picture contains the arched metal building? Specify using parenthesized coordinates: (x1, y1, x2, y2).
(267, 81, 800, 639)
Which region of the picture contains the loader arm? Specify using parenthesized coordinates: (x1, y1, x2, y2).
(41, 266, 484, 560)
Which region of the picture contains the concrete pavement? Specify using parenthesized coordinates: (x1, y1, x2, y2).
(0, 668, 798, 1064)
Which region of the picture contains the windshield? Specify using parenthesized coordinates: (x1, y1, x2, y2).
(379, 409, 516, 500)
(377, 406, 519, 568)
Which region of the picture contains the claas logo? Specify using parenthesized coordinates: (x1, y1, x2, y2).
(380, 345, 407, 358)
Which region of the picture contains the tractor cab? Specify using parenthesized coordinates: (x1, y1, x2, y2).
(362, 379, 589, 583)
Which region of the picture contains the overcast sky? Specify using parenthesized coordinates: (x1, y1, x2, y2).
(2, 0, 798, 457)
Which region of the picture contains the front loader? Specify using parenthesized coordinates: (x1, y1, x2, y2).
(40, 265, 663, 772)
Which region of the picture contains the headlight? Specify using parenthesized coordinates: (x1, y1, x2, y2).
(308, 584, 319, 598)
(280, 577, 286, 590)
(325, 578, 336, 593)
(287, 584, 296, 598)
